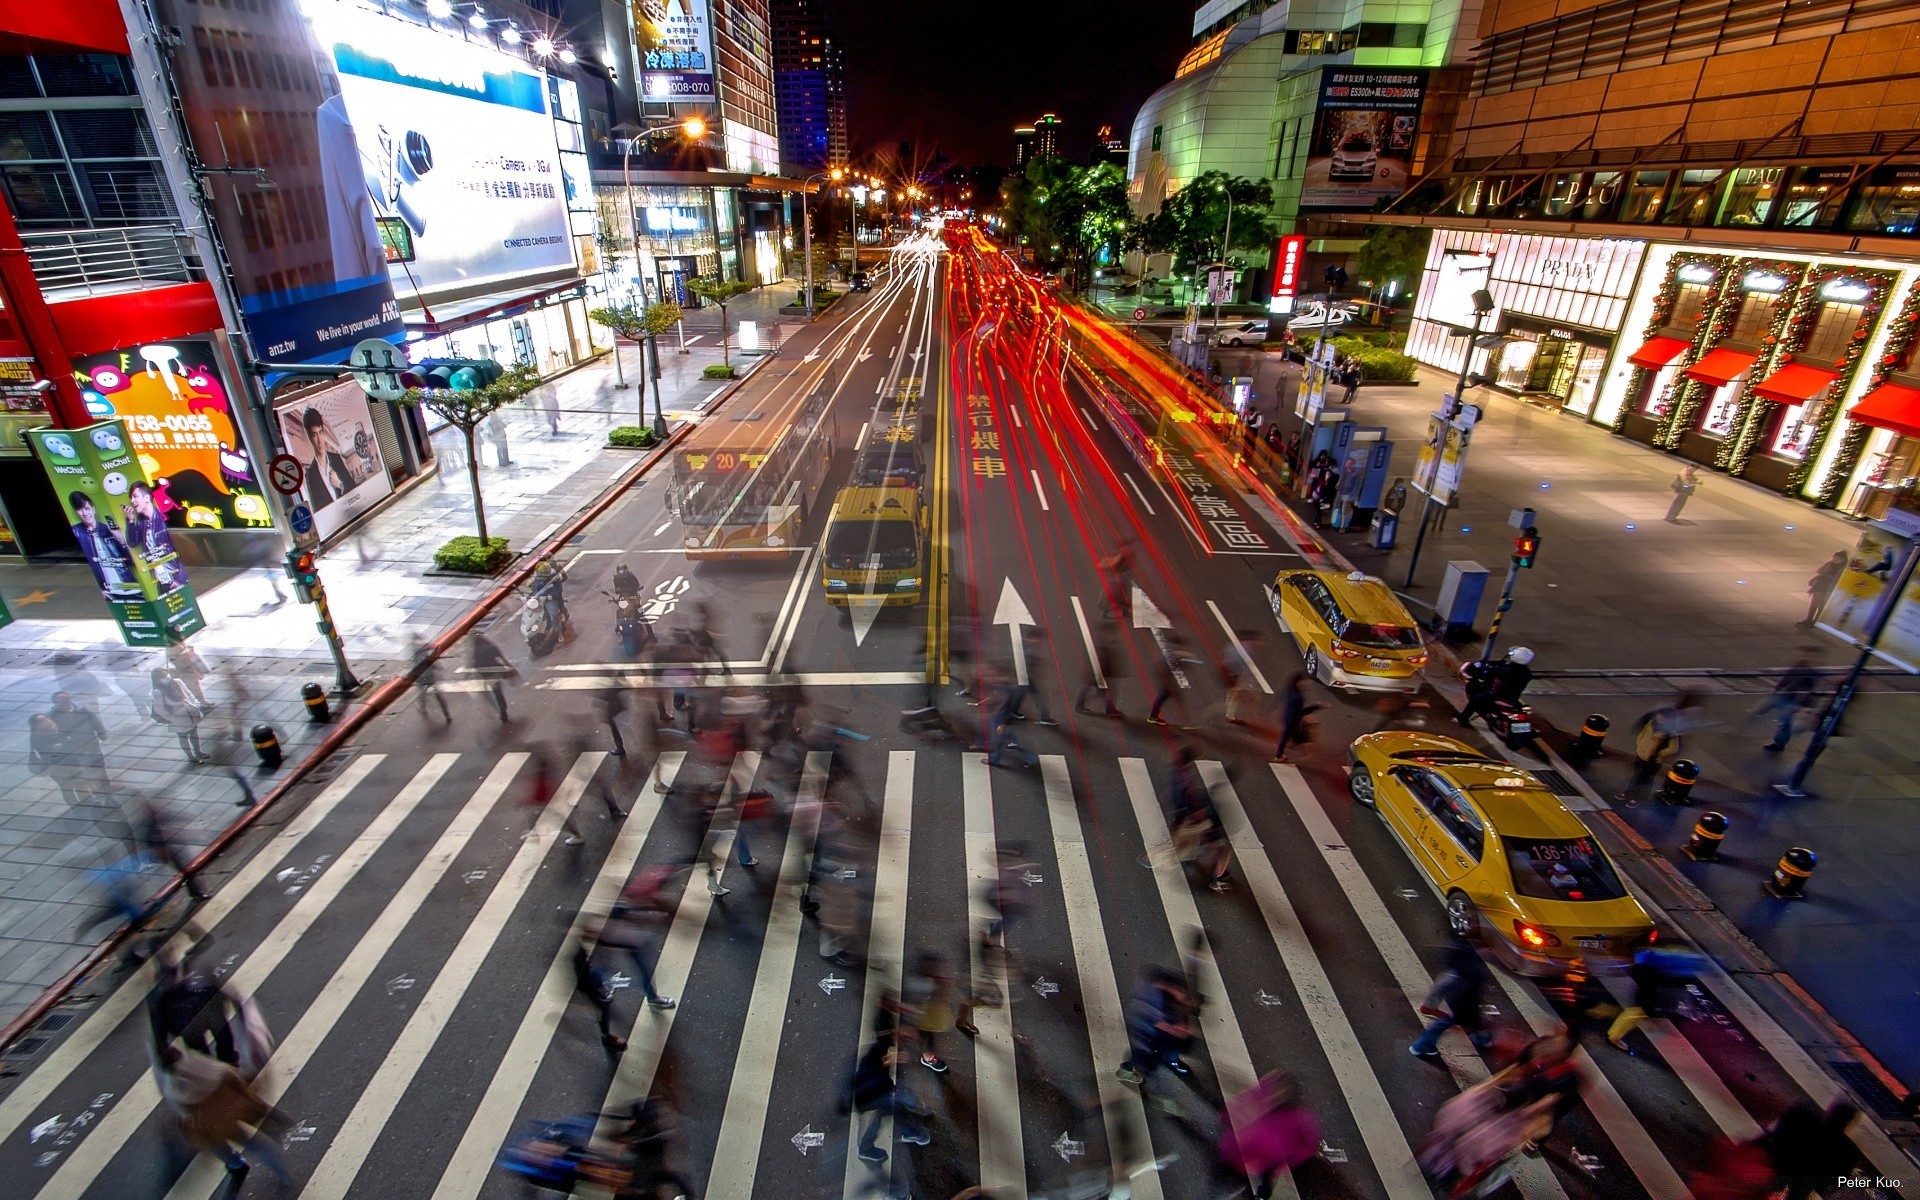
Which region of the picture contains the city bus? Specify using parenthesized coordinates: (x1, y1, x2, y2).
(821, 486, 927, 609)
(668, 382, 834, 559)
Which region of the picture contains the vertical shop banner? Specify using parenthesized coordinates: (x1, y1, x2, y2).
(1300, 68, 1428, 211)
(29, 422, 205, 646)
(634, 0, 716, 99)
(275, 381, 392, 541)
(71, 341, 272, 533)
(302, 0, 576, 299)
(1817, 527, 1920, 672)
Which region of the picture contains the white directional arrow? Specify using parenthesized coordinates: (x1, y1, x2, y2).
(1020, 868, 1043, 886)
(994, 578, 1036, 686)
(1052, 1132, 1085, 1162)
(1133, 585, 1189, 688)
(1257, 989, 1284, 1008)
(791, 1125, 826, 1155)
(908, 347, 924, 363)
(1032, 975, 1059, 998)
(856, 347, 873, 363)
(847, 597, 887, 647)
(818, 973, 846, 996)
(801, 350, 819, 363)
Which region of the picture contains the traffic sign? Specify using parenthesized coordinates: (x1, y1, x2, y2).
(268, 453, 304, 496)
(289, 503, 318, 548)
(349, 337, 408, 402)
(1133, 307, 1148, 322)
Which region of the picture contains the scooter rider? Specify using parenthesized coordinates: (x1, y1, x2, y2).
(532, 555, 572, 635)
(612, 563, 641, 601)
(1459, 647, 1534, 728)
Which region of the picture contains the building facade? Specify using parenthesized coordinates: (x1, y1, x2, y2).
(770, 0, 848, 175)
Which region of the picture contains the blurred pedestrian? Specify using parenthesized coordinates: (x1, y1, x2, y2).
(28, 714, 74, 801)
(1411, 934, 1493, 1057)
(595, 688, 631, 758)
(165, 632, 211, 708)
(1074, 615, 1125, 717)
(154, 1044, 290, 1186)
(1606, 948, 1703, 1048)
(607, 1097, 699, 1199)
(1271, 672, 1318, 762)
(49, 691, 111, 793)
(903, 951, 959, 1074)
(569, 942, 627, 1053)
(471, 632, 517, 722)
(135, 800, 207, 902)
(591, 897, 676, 1011)
(1116, 965, 1195, 1086)
(1146, 635, 1195, 728)
(541, 388, 561, 435)
(1665, 465, 1699, 523)
(1800, 550, 1847, 627)
(1757, 659, 1819, 752)
(843, 1027, 929, 1165)
(1759, 1098, 1859, 1200)
(522, 749, 585, 846)
(410, 632, 450, 723)
(150, 667, 209, 764)
(1214, 1072, 1322, 1199)
(1616, 695, 1692, 804)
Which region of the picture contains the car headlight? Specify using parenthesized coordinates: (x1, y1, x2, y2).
(894, 577, 919, 590)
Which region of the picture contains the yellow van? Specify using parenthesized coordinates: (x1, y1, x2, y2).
(1267, 569, 1428, 692)
(822, 486, 926, 608)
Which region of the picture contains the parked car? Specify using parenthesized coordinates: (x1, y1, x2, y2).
(1214, 320, 1269, 347)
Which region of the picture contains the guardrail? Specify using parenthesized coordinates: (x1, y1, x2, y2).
(21, 225, 203, 296)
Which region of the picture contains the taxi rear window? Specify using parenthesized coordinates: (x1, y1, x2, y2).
(1503, 836, 1627, 901)
(1338, 620, 1422, 650)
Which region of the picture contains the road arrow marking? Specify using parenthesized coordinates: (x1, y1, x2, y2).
(801, 350, 819, 363)
(857, 347, 873, 363)
(834, 867, 857, 880)
(1398, 888, 1420, 900)
(1032, 975, 1059, 998)
(1133, 586, 1188, 688)
(819, 973, 846, 996)
(994, 578, 1035, 686)
(791, 1125, 826, 1155)
(607, 972, 632, 991)
(385, 975, 415, 995)
(1020, 868, 1043, 886)
(847, 598, 887, 647)
(1052, 1132, 1084, 1162)
(1320, 1141, 1348, 1163)
(1257, 989, 1284, 1008)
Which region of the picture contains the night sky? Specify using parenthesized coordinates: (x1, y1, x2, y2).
(819, 0, 1192, 169)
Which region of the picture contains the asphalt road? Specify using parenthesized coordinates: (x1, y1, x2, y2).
(0, 229, 1906, 1200)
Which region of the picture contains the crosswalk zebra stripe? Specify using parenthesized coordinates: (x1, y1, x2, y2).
(0, 754, 384, 1148)
(428, 752, 685, 1200)
(963, 755, 1026, 1194)
(1040, 755, 1164, 1200)
(841, 750, 916, 1199)
(705, 753, 831, 1198)
(1602, 980, 1764, 1141)
(1120, 758, 1299, 1200)
(1198, 762, 1429, 1200)
(292, 752, 605, 1200)
(35, 753, 459, 1200)
(1271, 762, 1568, 1200)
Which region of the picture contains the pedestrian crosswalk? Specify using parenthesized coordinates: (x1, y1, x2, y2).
(0, 743, 1893, 1200)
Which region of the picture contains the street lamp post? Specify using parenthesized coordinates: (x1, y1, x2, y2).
(802, 168, 843, 321)
(1209, 183, 1234, 346)
(1403, 288, 1494, 588)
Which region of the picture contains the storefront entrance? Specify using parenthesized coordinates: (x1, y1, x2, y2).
(1493, 322, 1613, 415)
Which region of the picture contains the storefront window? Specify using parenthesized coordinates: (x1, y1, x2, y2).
(1618, 171, 1670, 223)
(1700, 382, 1743, 437)
(1671, 281, 1713, 332)
(1778, 168, 1854, 230)
(1846, 167, 1920, 236)
(1661, 170, 1723, 226)
(1581, 172, 1622, 221)
(1565, 344, 1608, 416)
(1802, 300, 1864, 364)
(1542, 174, 1585, 217)
(1642, 366, 1680, 417)
(1768, 400, 1824, 460)
(1717, 168, 1782, 227)
(1495, 337, 1538, 390)
(1730, 289, 1785, 344)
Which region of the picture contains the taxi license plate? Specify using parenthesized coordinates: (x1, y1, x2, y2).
(1370, 658, 1394, 670)
(1510, 721, 1533, 734)
(1577, 936, 1610, 951)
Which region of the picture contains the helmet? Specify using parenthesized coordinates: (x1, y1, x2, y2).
(1507, 647, 1535, 665)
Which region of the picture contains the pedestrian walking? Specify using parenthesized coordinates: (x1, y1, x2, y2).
(591, 898, 677, 1011)
(150, 667, 209, 764)
(1410, 934, 1493, 1057)
(1757, 659, 1819, 752)
(1665, 465, 1699, 523)
(1214, 1072, 1323, 1199)
(607, 1097, 701, 1199)
(1146, 632, 1196, 727)
(1758, 1098, 1860, 1200)
(1343, 361, 1361, 403)
(28, 714, 75, 802)
(1271, 672, 1318, 762)
(569, 942, 627, 1052)
(595, 688, 631, 757)
(1220, 633, 1262, 725)
(1116, 965, 1195, 1085)
(1616, 697, 1691, 804)
(522, 749, 585, 845)
(1799, 550, 1847, 627)
(409, 632, 450, 723)
(470, 632, 517, 721)
(165, 633, 211, 708)
(903, 950, 959, 1073)
(1075, 615, 1125, 717)
(135, 800, 207, 902)
(49, 691, 112, 794)
(540, 388, 561, 435)
(483, 411, 512, 466)
(842, 1027, 930, 1167)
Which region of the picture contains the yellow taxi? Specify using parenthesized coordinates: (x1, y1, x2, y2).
(821, 486, 926, 608)
(1267, 569, 1428, 692)
(1347, 731, 1655, 972)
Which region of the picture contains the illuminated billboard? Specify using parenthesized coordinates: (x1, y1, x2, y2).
(635, 0, 716, 99)
(1299, 68, 1428, 212)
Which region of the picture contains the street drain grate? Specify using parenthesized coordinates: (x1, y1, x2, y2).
(7, 1037, 47, 1057)
(1828, 1061, 1909, 1120)
(1530, 768, 1580, 796)
(35, 1013, 74, 1033)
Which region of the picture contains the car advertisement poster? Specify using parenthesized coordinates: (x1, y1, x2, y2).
(274, 380, 393, 541)
(70, 341, 273, 535)
(302, 0, 575, 301)
(634, 0, 716, 100)
(1300, 68, 1428, 212)
(28, 421, 206, 647)
(1817, 526, 1920, 673)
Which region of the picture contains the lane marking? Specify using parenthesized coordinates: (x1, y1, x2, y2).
(293, 755, 601, 1200)
(1009, 407, 1023, 428)
(963, 758, 1026, 1193)
(1197, 762, 1429, 1200)
(653, 522, 670, 537)
(856, 420, 870, 449)
(704, 754, 831, 1197)
(1070, 596, 1105, 689)
(1207, 600, 1273, 695)
(1030, 470, 1051, 512)
(0, 755, 384, 1147)
(428, 753, 686, 1200)
(841, 752, 917, 1199)
(1040, 756, 1164, 1199)
(1121, 759, 1298, 1200)
(1123, 473, 1157, 516)
(1601, 980, 1763, 1141)
(1081, 408, 1097, 427)
(40, 754, 460, 1200)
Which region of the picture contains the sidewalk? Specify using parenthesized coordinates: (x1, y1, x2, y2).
(1210, 343, 1920, 1095)
(0, 283, 800, 1026)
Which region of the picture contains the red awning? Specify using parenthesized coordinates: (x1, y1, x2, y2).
(1683, 346, 1760, 387)
(1627, 335, 1690, 370)
(1848, 383, 1920, 440)
(1752, 362, 1841, 405)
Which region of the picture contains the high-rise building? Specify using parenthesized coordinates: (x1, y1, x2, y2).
(1092, 125, 1129, 169)
(770, 0, 848, 175)
(1013, 126, 1037, 170)
(1031, 113, 1063, 162)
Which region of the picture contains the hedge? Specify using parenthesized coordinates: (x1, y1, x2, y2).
(1330, 336, 1417, 381)
(608, 425, 657, 448)
(433, 535, 511, 574)
(702, 364, 737, 380)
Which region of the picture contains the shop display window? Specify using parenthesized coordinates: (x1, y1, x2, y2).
(1700, 382, 1742, 437)
(1716, 168, 1782, 228)
(1618, 171, 1670, 223)
(1660, 170, 1723, 226)
(1495, 339, 1538, 391)
(1768, 401, 1823, 460)
(1642, 367, 1678, 418)
(1778, 168, 1854, 230)
(1846, 168, 1920, 237)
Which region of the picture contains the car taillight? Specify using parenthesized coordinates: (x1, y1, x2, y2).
(1408, 653, 1429, 666)
(1329, 641, 1361, 659)
(1514, 920, 1561, 949)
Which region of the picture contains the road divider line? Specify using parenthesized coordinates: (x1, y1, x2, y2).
(430, 753, 685, 1200)
(1040, 756, 1165, 1200)
(38, 753, 461, 1200)
(1123, 473, 1157, 516)
(963, 757, 1027, 1194)
(1030, 470, 1051, 511)
(1197, 762, 1429, 1200)
(1009, 407, 1022, 427)
(1206, 601, 1273, 694)
(842, 752, 917, 1199)
(856, 421, 870, 449)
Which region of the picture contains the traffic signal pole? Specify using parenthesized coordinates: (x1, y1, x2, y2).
(286, 550, 365, 696)
(1482, 524, 1539, 661)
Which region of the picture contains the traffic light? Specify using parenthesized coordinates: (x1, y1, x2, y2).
(285, 548, 319, 602)
(399, 358, 505, 392)
(1513, 527, 1541, 569)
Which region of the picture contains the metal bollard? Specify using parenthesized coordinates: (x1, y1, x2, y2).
(251, 724, 283, 770)
(1569, 713, 1610, 764)
(301, 681, 331, 724)
(1763, 846, 1816, 899)
(1681, 810, 1729, 861)
(1657, 758, 1700, 806)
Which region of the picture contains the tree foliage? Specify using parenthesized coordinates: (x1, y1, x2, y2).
(686, 277, 757, 367)
(399, 362, 539, 544)
(1135, 172, 1279, 280)
(998, 159, 1133, 290)
(1355, 225, 1431, 295)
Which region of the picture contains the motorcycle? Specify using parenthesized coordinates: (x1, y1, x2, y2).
(1461, 661, 1536, 749)
(606, 589, 647, 658)
(521, 589, 563, 658)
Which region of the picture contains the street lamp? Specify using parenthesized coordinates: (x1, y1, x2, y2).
(801, 167, 843, 321)
(612, 116, 705, 424)
(1403, 286, 1495, 588)
(1208, 182, 1235, 347)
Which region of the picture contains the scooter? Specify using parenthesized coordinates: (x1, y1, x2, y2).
(1482, 698, 1537, 750)
(606, 590, 646, 658)
(521, 590, 563, 657)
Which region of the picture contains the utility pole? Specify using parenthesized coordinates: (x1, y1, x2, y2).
(1404, 287, 1495, 588)
(1777, 534, 1920, 797)
(1209, 183, 1234, 345)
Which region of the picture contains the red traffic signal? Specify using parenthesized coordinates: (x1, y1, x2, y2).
(1513, 529, 1541, 568)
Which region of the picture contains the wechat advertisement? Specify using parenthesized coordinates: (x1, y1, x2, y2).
(29, 421, 206, 647)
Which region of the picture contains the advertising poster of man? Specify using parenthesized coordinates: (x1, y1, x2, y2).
(1300, 68, 1429, 211)
(275, 380, 393, 540)
(28, 421, 206, 646)
(70, 341, 273, 533)
(1817, 526, 1920, 672)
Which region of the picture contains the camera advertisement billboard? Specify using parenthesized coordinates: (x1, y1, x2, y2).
(29, 421, 206, 646)
(303, 0, 575, 301)
(275, 380, 393, 541)
(1300, 68, 1428, 212)
(70, 341, 273, 535)
(634, 0, 717, 99)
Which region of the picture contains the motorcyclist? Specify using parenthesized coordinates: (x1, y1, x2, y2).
(1459, 647, 1534, 728)
(611, 563, 641, 601)
(531, 555, 571, 633)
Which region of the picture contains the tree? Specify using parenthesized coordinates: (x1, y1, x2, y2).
(588, 301, 645, 391)
(685, 277, 756, 368)
(1136, 172, 1279, 285)
(398, 362, 539, 545)
(589, 300, 683, 432)
(996, 159, 1133, 291)
(1355, 225, 1431, 299)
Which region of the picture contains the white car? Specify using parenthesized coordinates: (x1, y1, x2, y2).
(1215, 320, 1268, 347)
(1330, 133, 1379, 182)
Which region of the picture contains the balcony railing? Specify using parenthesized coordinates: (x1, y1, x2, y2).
(20, 225, 204, 298)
